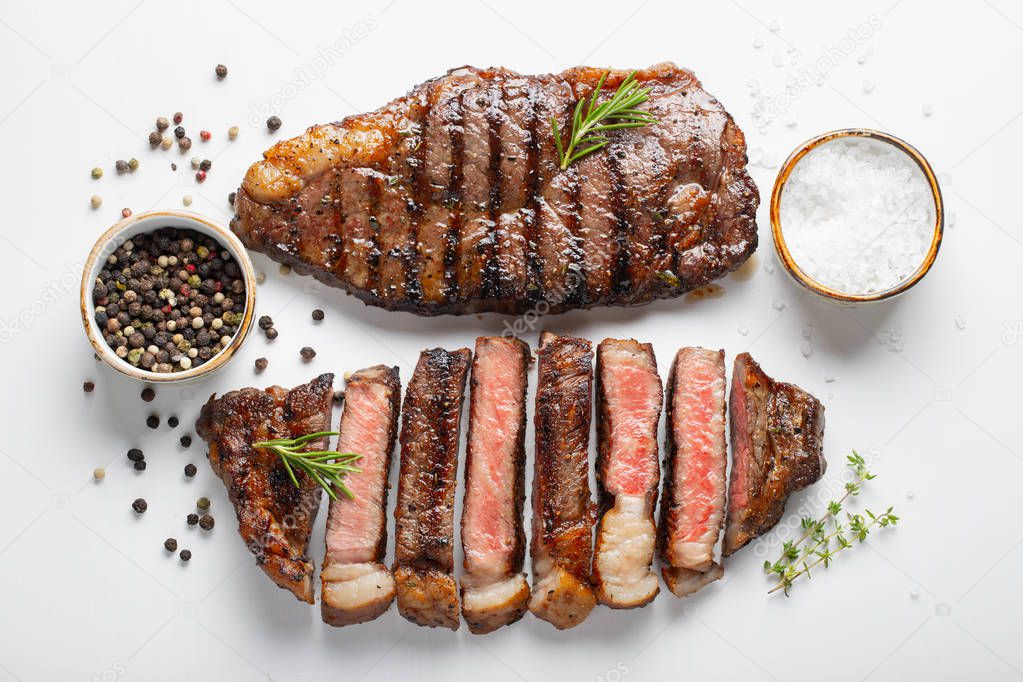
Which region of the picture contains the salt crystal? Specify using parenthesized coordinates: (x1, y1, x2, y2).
(800, 340, 813, 358)
(753, 37, 764, 49)
(863, 80, 875, 93)
(910, 587, 920, 599)
(801, 324, 814, 339)
(948, 211, 957, 229)
(922, 104, 934, 117)
(763, 260, 776, 275)
(777, 137, 935, 295)
(772, 54, 783, 68)
(772, 298, 786, 311)
(890, 340, 904, 353)
(737, 325, 749, 336)
(954, 315, 966, 330)
(906, 490, 915, 500)
(784, 116, 797, 128)
(785, 44, 795, 54)
(769, 19, 780, 32)
(857, 54, 868, 65)
(824, 375, 836, 383)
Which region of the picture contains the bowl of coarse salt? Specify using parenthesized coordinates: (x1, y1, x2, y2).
(771, 129, 943, 304)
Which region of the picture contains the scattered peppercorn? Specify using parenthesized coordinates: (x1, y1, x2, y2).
(156, 116, 169, 131)
(228, 125, 239, 140)
(168, 416, 179, 428)
(179, 136, 192, 151)
(132, 498, 148, 514)
(279, 264, 291, 276)
(186, 513, 199, 526)
(199, 130, 211, 142)
(146, 415, 160, 429)
(134, 460, 147, 472)
(171, 163, 177, 171)
(115, 160, 129, 174)
(179, 549, 192, 562)
(199, 514, 215, 531)
(128, 158, 139, 172)
(182, 195, 193, 207)
(265, 327, 278, 340)
(149, 131, 162, 146)
(195, 170, 206, 183)
(91, 167, 103, 180)
(254, 357, 268, 372)
(227, 191, 236, 206)
(267, 116, 282, 131)
(164, 538, 178, 552)
(215, 64, 228, 79)
(121, 207, 132, 218)
(311, 309, 324, 321)
(83, 381, 95, 392)
(127, 448, 144, 462)
(93, 467, 105, 481)
(180, 434, 193, 448)
(173, 112, 183, 124)
(91, 195, 103, 209)
(199, 159, 212, 172)
(141, 387, 155, 402)
(333, 389, 345, 403)
(258, 315, 273, 330)
(300, 346, 316, 362)
(196, 497, 210, 511)
(184, 463, 197, 477)
(160, 137, 173, 150)
(256, 272, 266, 284)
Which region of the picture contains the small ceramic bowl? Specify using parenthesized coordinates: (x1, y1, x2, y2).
(80, 210, 256, 383)
(770, 128, 944, 304)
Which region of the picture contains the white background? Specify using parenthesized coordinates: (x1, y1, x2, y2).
(1, 1, 1021, 680)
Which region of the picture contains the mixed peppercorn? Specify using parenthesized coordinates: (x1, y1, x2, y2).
(91, 228, 246, 374)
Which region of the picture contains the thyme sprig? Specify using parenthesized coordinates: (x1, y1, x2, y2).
(764, 452, 899, 596)
(552, 70, 657, 170)
(252, 431, 362, 501)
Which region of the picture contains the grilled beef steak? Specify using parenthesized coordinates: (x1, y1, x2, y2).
(322, 366, 401, 626)
(592, 339, 662, 609)
(196, 374, 334, 603)
(460, 337, 530, 634)
(393, 348, 471, 629)
(723, 353, 826, 556)
(659, 348, 727, 597)
(232, 63, 758, 316)
(529, 332, 597, 628)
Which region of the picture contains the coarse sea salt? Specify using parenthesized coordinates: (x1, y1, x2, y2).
(779, 137, 935, 294)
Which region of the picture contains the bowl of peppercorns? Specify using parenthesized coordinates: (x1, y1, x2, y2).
(80, 210, 256, 382)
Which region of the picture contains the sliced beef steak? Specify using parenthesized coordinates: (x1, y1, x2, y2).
(658, 348, 727, 597)
(529, 332, 597, 628)
(723, 353, 826, 556)
(393, 348, 471, 629)
(592, 339, 663, 609)
(196, 374, 334, 603)
(322, 365, 401, 627)
(232, 63, 758, 316)
(460, 337, 530, 634)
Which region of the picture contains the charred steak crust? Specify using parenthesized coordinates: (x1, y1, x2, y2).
(592, 338, 663, 609)
(393, 348, 471, 630)
(460, 336, 531, 634)
(232, 63, 759, 316)
(723, 353, 826, 556)
(529, 332, 597, 628)
(321, 365, 401, 627)
(195, 373, 334, 604)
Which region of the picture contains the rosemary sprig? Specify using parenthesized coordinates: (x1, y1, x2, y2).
(763, 451, 899, 596)
(552, 70, 657, 170)
(252, 431, 362, 501)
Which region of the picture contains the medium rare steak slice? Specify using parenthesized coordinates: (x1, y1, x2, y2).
(196, 374, 334, 604)
(723, 353, 826, 556)
(393, 348, 471, 629)
(592, 339, 663, 609)
(658, 348, 728, 597)
(529, 332, 597, 628)
(460, 337, 530, 634)
(232, 63, 758, 316)
(322, 365, 401, 627)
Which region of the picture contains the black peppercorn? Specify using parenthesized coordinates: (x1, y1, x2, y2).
(134, 460, 147, 472)
(215, 64, 228, 79)
(127, 448, 144, 462)
(174, 125, 186, 139)
(311, 309, 324, 321)
(300, 346, 316, 361)
(179, 549, 192, 562)
(184, 463, 197, 477)
(146, 415, 160, 429)
(267, 115, 282, 131)
(186, 513, 199, 526)
(149, 131, 162, 146)
(180, 434, 192, 448)
(164, 538, 178, 552)
(257, 315, 274, 330)
(265, 327, 278, 340)
(168, 416, 179, 428)
(132, 498, 147, 513)
(254, 357, 268, 372)
(83, 381, 95, 393)
(199, 514, 215, 531)
(141, 387, 155, 402)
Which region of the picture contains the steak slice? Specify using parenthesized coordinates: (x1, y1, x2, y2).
(529, 332, 597, 628)
(232, 63, 758, 316)
(592, 339, 662, 609)
(393, 348, 471, 629)
(723, 353, 826, 556)
(321, 365, 401, 627)
(460, 337, 530, 634)
(658, 348, 728, 597)
(195, 374, 334, 603)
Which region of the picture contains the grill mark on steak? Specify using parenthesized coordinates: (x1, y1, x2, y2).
(592, 338, 662, 609)
(322, 366, 400, 626)
(460, 336, 530, 634)
(658, 347, 727, 597)
(529, 332, 597, 629)
(232, 63, 758, 315)
(195, 374, 334, 604)
(393, 347, 471, 630)
(723, 353, 826, 557)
